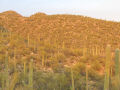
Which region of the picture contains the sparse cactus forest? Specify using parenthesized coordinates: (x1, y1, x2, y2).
(0, 11, 120, 90)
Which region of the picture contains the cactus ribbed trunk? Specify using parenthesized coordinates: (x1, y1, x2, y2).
(5, 52, 9, 90)
(92, 47, 95, 56)
(86, 67, 88, 90)
(10, 72, 19, 90)
(23, 60, 28, 89)
(104, 45, 111, 90)
(115, 49, 120, 90)
(29, 59, 33, 90)
(95, 46, 98, 56)
(2, 72, 5, 90)
(42, 53, 45, 66)
(28, 33, 30, 47)
(14, 48, 17, 72)
(10, 31, 12, 41)
(34, 40, 36, 52)
(83, 47, 87, 58)
(71, 67, 75, 90)
(62, 41, 65, 49)
(24, 61, 27, 77)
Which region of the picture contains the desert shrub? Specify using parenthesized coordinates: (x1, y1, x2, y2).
(62, 48, 79, 57)
(56, 52, 66, 63)
(50, 52, 66, 68)
(91, 60, 102, 71)
(52, 63, 65, 73)
(33, 71, 70, 90)
(80, 56, 89, 63)
(73, 62, 86, 75)
(71, 48, 83, 56)
(88, 68, 103, 81)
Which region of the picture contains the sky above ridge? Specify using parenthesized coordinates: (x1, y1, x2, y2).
(0, 0, 120, 21)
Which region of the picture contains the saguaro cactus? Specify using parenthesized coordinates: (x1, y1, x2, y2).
(10, 72, 19, 90)
(42, 54, 45, 66)
(71, 67, 75, 90)
(114, 49, 120, 90)
(86, 67, 88, 90)
(23, 59, 28, 89)
(95, 46, 98, 56)
(9, 31, 12, 41)
(34, 40, 36, 52)
(23, 60, 27, 77)
(41, 51, 45, 66)
(29, 59, 33, 90)
(2, 72, 5, 90)
(27, 33, 30, 47)
(14, 48, 17, 72)
(62, 41, 65, 49)
(83, 47, 87, 58)
(104, 45, 111, 90)
(5, 52, 9, 90)
(92, 47, 95, 56)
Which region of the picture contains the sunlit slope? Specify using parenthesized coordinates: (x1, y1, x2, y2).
(0, 11, 120, 90)
(0, 11, 120, 49)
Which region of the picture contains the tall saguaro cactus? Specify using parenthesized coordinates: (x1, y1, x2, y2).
(14, 48, 17, 72)
(104, 45, 111, 90)
(41, 51, 46, 67)
(23, 60, 27, 77)
(29, 59, 33, 90)
(42, 53, 45, 66)
(10, 72, 19, 90)
(114, 49, 120, 90)
(34, 40, 36, 52)
(95, 46, 98, 56)
(83, 47, 87, 58)
(71, 67, 75, 90)
(5, 52, 9, 90)
(2, 72, 5, 90)
(9, 31, 12, 41)
(27, 33, 30, 47)
(23, 59, 28, 89)
(86, 67, 88, 90)
(62, 41, 65, 49)
(92, 47, 95, 56)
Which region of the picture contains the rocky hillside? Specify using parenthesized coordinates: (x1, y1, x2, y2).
(0, 11, 119, 90)
(0, 11, 120, 49)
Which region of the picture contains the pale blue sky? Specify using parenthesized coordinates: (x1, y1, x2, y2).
(0, 0, 120, 21)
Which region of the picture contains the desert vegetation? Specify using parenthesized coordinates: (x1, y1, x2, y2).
(0, 11, 120, 90)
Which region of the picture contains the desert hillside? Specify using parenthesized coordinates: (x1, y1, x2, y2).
(0, 11, 119, 90)
(0, 11, 120, 49)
